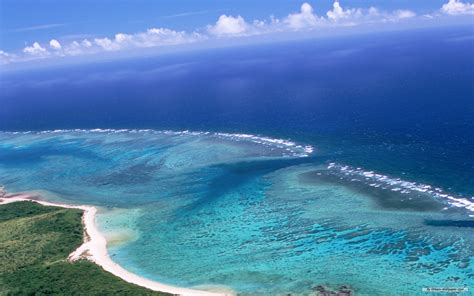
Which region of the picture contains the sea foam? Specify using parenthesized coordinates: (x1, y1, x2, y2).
(327, 163, 474, 213)
(2, 129, 314, 158)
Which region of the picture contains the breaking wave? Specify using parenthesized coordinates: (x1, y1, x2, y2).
(327, 163, 474, 214)
(1, 129, 314, 158)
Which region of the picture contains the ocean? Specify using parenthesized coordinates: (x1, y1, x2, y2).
(0, 25, 473, 295)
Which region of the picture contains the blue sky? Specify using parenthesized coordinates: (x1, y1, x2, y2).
(0, 0, 473, 65)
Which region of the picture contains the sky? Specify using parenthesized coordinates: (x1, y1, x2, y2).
(0, 0, 473, 66)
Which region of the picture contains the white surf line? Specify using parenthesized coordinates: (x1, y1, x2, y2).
(327, 163, 474, 214)
(1, 129, 314, 158)
(0, 194, 230, 296)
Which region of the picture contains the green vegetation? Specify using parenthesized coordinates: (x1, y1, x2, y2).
(0, 201, 168, 295)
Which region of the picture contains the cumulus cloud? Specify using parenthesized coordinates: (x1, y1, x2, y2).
(327, 0, 362, 21)
(94, 37, 121, 51)
(23, 42, 48, 56)
(82, 39, 92, 47)
(285, 3, 320, 29)
(371, 9, 416, 22)
(63, 41, 82, 56)
(208, 15, 248, 35)
(58, 27, 202, 56)
(93, 28, 202, 52)
(125, 28, 201, 47)
(325, 2, 415, 24)
(1, 1, 466, 65)
(63, 39, 93, 56)
(49, 39, 62, 50)
(441, 0, 474, 15)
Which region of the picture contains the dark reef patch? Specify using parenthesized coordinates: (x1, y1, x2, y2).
(424, 219, 474, 228)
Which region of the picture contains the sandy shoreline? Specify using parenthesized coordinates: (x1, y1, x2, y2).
(0, 193, 230, 296)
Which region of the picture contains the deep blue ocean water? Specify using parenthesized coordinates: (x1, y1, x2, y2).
(1, 25, 473, 295)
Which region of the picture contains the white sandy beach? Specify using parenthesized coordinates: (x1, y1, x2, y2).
(0, 193, 231, 296)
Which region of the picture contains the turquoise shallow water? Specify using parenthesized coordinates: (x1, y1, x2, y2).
(0, 130, 472, 295)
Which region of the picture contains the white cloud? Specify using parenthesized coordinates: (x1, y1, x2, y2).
(441, 0, 474, 15)
(285, 3, 320, 29)
(208, 15, 248, 35)
(207, 2, 416, 35)
(82, 39, 92, 47)
(327, 1, 362, 21)
(49, 39, 62, 50)
(368, 7, 380, 17)
(63, 40, 88, 56)
(59, 28, 201, 57)
(93, 28, 202, 51)
(129, 28, 200, 47)
(62, 39, 92, 55)
(94, 37, 121, 51)
(324, 1, 415, 24)
(2, 1, 466, 65)
(394, 10, 416, 19)
(373, 9, 416, 22)
(115, 33, 132, 43)
(23, 42, 48, 56)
